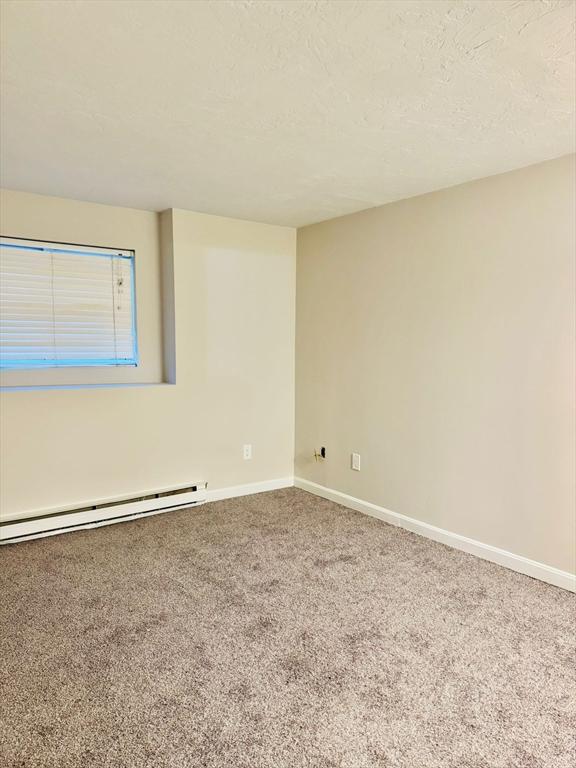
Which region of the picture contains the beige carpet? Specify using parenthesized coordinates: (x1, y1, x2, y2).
(1, 487, 574, 767)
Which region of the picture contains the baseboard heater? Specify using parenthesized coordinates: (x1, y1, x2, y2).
(0, 482, 208, 544)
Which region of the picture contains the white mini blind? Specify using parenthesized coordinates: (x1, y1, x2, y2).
(0, 237, 138, 369)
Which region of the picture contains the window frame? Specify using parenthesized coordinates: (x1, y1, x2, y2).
(0, 235, 139, 371)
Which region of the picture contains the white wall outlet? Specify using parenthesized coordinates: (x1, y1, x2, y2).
(243, 444, 252, 460)
(351, 453, 361, 471)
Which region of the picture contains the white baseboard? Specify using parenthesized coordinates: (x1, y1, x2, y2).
(294, 477, 576, 593)
(206, 476, 294, 503)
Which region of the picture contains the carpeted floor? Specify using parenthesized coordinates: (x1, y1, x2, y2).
(0, 488, 574, 768)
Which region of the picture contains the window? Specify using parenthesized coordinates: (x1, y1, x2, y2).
(0, 237, 138, 369)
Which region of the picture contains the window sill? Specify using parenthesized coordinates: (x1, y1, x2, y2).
(0, 381, 175, 392)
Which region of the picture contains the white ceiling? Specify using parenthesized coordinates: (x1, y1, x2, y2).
(1, 0, 574, 227)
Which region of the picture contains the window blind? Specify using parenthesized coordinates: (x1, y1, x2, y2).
(0, 237, 138, 369)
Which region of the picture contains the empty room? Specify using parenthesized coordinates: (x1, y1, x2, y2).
(0, 1, 574, 766)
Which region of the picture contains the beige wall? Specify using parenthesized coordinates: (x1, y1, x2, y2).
(0, 191, 164, 387)
(2, 158, 574, 575)
(295, 155, 576, 574)
(0, 193, 296, 519)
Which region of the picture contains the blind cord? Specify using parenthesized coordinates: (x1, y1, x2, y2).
(111, 256, 119, 366)
(49, 251, 57, 366)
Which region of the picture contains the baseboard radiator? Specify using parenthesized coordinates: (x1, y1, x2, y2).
(0, 482, 208, 545)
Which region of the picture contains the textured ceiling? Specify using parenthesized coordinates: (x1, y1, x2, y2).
(1, 0, 574, 227)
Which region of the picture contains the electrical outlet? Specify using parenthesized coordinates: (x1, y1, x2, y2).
(351, 453, 361, 471)
(243, 444, 252, 460)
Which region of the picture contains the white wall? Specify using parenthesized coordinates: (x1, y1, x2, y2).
(295, 155, 576, 575)
(0, 192, 296, 519)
